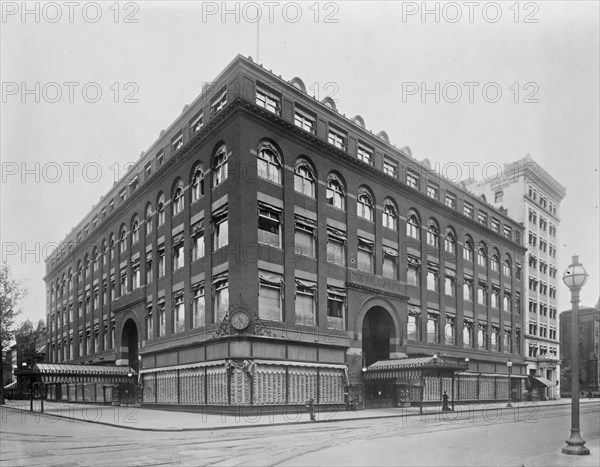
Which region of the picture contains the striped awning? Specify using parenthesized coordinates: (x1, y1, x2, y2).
(30, 363, 133, 384)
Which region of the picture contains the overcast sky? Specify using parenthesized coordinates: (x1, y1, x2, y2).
(1, 1, 598, 326)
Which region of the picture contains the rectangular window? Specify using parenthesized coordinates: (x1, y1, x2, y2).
(491, 327, 499, 351)
(463, 321, 474, 348)
(478, 325, 487, 349)
(212, 206, 228, 251)
(190, 111, 204, 134)
(478, 284, 487, 305)
(463, 202, 474, 218)
(494, 190, 504, 203)
(256, 84, 281, 115)
(257, 203, 282, 248)
(157, 245, 166, 277)
(145, 304, 154, 339)
(213, 275, 229, 322)
(328, 126, 347, 151)
(145, 162, 152, 179)
(191, 223, 205, 261)
(294, 216, 316, 257)
(157, 151, 164, 167)
(119, 270, 127, 296)
(427, 184, 439, 201)
(383, 158, 398, 178)
(445, 193, 456, 209)
(172, 237, 184, 271)
(118, 188, 127, 203)
(407, 260, 420, 287)
(357, 237, 374, 273)
(406, 171, 419, 189)
(294, 106, 316, 133)
(382, 247, 399, 280)
(478, 210, 488, 226)
(158, 301, 166, 337)
(192, 284, 205, 328)
(427, 313, 439, 343)
(171, 132, 183, 153)
(210, 88, 227, 115)
(132, 264, 140, 289)
(463, 279, 473, 301)
(445, 316, 456, 346)
(427, 267, 439, 292)
(173, 294, 185, 333)
(326, 227, 346, 266)
(407, 309, 420, 341)
(357, 143, 373, 165)
(444, 274, 455, 296)
(327, 286, 346, 330)
(503, 225, 512, 239)
(295, 279, 316, 326)
(259, 272, 283, 321)
(491, 218, 500, 232)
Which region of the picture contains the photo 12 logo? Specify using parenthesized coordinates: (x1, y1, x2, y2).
(400, 1, 540, 24)
(200, 1, 340, 24)
(1, 82, 140, 104)
(401, 82, 540, 104)
(1, 2, 140, 23)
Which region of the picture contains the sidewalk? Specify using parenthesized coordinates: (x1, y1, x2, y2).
(3, 398, 598, 432)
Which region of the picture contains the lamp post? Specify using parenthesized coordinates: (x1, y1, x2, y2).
(507, 360, 513, 408)
(562, 255, 590, 456)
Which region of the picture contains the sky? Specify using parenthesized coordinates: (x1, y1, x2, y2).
(1, 1, 599, 326)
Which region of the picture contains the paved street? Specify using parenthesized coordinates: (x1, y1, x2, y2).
(1, 402, 599, 466)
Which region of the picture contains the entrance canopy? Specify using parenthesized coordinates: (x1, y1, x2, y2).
(3, 381, 16, 390)
(364, 356, 469, 382)
(18, 363, 134, 384)
(532, 376, 555, 387)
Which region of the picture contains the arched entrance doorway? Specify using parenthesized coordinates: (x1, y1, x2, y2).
(362, 306, 396, 407)
(121, 319, 139, 372)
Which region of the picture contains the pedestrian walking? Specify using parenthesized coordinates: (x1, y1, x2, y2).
(442, 390, 450, 411)
(306, 397, 316, 421)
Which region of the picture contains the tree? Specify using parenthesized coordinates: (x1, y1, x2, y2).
(560, 364, 585, 392)
(0, 262, 27, 404)
(15, 319, 47, 348)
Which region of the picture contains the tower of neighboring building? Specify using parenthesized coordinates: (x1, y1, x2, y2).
(467, 154, 566, 399)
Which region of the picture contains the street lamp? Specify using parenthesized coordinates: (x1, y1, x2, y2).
(562, 255, 590, 456)
(507, 360, 513, 408)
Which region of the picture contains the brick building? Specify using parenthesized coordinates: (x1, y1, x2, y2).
(44, 55, 527, 409)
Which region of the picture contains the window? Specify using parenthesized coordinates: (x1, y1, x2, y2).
(383, 158, 398, 178)
(444, 272, 455, 296)
(382, 199, 398, 231)
(259, 272, 283, 321)
(478, 210, 488, 226)
(539, 217, 547, 231)
(212, 205, 228, 251)
(327, 286, 346, 330)
(357, 190, 374, 221)
(382, 247, 398, 280)
(157, 151, 164, 167)
(477, 244, 487, 267)
(407, 212, 420, 240)
(528, 185, 536, 200)
(427, 184, 439, 200)
(503, 293, 511, 312)
(119, 268, 127, 296)
(146, 253, 153, 283)
(406, 171, 419, 189)
(173, 293, 185, 333)
(463, 237, 473, 262)
(294, 159, 316, 197)
(357, 237, 374, 273)
(407, 256, 421, 286)
(477, 283, 487, 305)
(503, 330, 511, 352)
(119, 228, 127, 254)
(190, 111, 204, 134)
(109, 200, 115, 213)
(295, 215, 316, 257)
(426, 267, 439, 292)
(191, 223, 205, 261)
(444, 228, 456, 255)
(463, 278, 473, 301)
(158, 244, 166, 277)
(191, 164, 204, 202)
(256, 84, 281, 114)
(145, 204, 153, 235)
(445, 316, 456, 346)
(158, 300, 166, 337)
(491, 218, 500, 233)
(426, 221, 439, 248)
(326, 227, 346, 265)
(295, 279, 316, 325)
(172, 234, 184, 271)
(328, 126, 347, 151)
(257, 143, 282, 184)
(549, 223, 557, 237)
(326, 174, 345, 210)
(131, 218, 139, 245)
(503, 225, 512, 240)
(503, 257, 512, 276)
(427, 313, 439, 343)
(529, 209, 537, 224)
(145, 303, 154, 339)
(491, 288, 499, 308)
(490, 327, 499, 351)
(294, 106, 316, 133)
(407, 308, 420, 341)
(257, 203, 282, 247)
(445, 193, 456, 209)
(494, 190, 503, 203)
(213, 145, 229, 187)
(172, 181, 184, 216)
(357, 143, 373, 165)
(171, 132, 183, 153)
(157, 194, 165, 227)
(132, 262, 140, 289)
(145, 162, 152, 179)
(210, 88, 227, 115)
(463, 321, 474, 348)
(213, 275, 229, 322)
(478, 324, 487, 349)
(539, 195, 547, 209)
(118, 188, 127, 203)
(192, 284, 205, 328)
(463, 202, 474, 218)
(490, 251, 500, 272)
(93, 287, 99, 309)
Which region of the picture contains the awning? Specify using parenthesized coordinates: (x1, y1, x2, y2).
(532, 376, 555, 387)
(3, 380, 16, 390)
(26, 363, 133, 384)
(364, 356, 469, 382)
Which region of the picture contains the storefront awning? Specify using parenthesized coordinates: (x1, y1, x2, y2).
(23, 363, 134, 384)
(365, 356, 470, 382)
(532, 376, 555, 387)
(3, 381, 16, 390)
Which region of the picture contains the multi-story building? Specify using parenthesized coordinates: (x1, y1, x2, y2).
(43, 55, 527, 409)
(560, 299, 600, 395)
(466, 155, 566, 399)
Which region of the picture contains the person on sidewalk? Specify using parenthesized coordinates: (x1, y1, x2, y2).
(306, 398, 316, 421)
(442, 391, 451, 411)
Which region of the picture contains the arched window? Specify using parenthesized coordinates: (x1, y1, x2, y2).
(157, 193, 165, 226)
(101, 240, 107, 266)
(407, 211, 420, 239)
(145, 204, 153, 235)
(444, 228, 456, 255)
(357, 189, 374, 221)
(84, 254, 90, 276)
(294, 158, 316, 198)
(478, 243, 488, 267)
(382, 199, 398, 231)
(503, 255, 512, 276)
(92, 248, 98, 273)
(172, 180, 184, 216)
(426, 220, 439, 248)
(257, 142, 282, 184)
(490, 249, 500, 272)
(463, 236, 474, 262)
(109, 234, 115, 262)
(131, 217, 139, 245)
(191, 164, 204, 202)
(119, 227, 128, 254)
(213, 144, 228, 187)
(326, 173, 345, 210)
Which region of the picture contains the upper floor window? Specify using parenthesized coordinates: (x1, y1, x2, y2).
(407, 211, 420, 240)
(357, 143, 373, 165)
(490, 251, 500, 272)
(118, 188, 127, 203)
(157, 194, 165, 227)
(145, 204, 153, 235)
(406, 171, 419, 189)
(383, 158, 398, 178)
(119, 227, 127, 254)
(191, 164, 205, 202)
(257, 143, 282, 184)
(171, 132, 183, 153)
(444, 228, 456, 255)
(503, 256, 512, 276)
(210, 88, 227, 115)
(491, 218, 500, 233)
(463, 237, 474, 262)
(445, 193, 456, 209)
(477, 244, 487, 267)
(478, 210, 488, 226)
(326, 174, 345, 210)
(131, 218, 139, 245)
(213, 144, 229, 187)
(426, 221, 439, 248)
(190, 111, 204, 134)
(427, 184, 439, 201)
(172, 181, 184, 216)
(328, 126, 347, 151)
(463, 202, 474, 218)
(503, 225, 512, 239)
(382, 199, 398, 231)
(294, 159, 316, 198)
(157, 151, 164, 167)
(356, 189, 374, 221)
(257, 202, 282, 248)
(294, 106, 316, 133)
(212, 205, 228, 251)
(256, 84, 281, 115)
(145, 162, 152, 179)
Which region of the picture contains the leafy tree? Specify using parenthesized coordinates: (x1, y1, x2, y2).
(0, 262, 27, 404)
(560, 364, 585, 392)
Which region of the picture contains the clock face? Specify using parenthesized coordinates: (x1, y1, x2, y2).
(230, 310, 250, 331)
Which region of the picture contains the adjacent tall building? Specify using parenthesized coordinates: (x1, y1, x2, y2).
(43, 55, 528, 409)
(466, 155, 566, 399)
